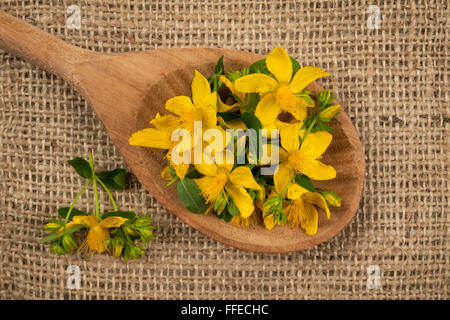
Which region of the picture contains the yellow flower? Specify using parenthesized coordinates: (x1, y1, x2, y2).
(194, 156, 261, 218)
(58, 216, 128, 255)
(284, 184, 330, 235)
(129, 71, 230, 179)
(164, 70, 219, 132)
(129, 112, 191, 179)
(234, 46, 329, 129)
(274, 122, 336, 193)
(263, 183, 330, 235)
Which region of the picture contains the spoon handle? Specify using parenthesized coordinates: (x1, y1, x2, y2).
(0, 10, 97, 83)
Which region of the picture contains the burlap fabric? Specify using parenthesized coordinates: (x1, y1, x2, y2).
(0, 0, 447, 300)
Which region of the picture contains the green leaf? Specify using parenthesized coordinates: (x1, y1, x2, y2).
(39, 227, 82, 244)
(227, 199, 240, 217)
(294, 174, 315, 192)
(249, 59, 269, 75)
(101, 211, 136, 220)
(96, 168, 127, 190)
(245, 93, 260, 112)
(214, 55, 224, 75)
(177, 178, 208, 214)
(217, 111, 242, 122)
(58, 207, 88, 221)
(242, 111, 262, 131)
(291, 57, 301, 74)
(68, 157, 92, 179)
(39, 232, 62, 244)
(222, 210, 233, 222)
(242, 111, 262, 162)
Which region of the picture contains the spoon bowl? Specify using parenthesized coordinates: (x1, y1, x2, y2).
(0, 11, 365, 253)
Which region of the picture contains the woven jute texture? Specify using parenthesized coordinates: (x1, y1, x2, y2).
(0, 0, 448, 300)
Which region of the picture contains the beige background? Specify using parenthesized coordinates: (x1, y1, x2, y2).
(0, 0, 448, 299)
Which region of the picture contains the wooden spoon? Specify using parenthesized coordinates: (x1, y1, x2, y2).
(0, 11, 365, 253)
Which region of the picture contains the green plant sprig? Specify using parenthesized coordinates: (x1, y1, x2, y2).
(41, 153, 155, 261)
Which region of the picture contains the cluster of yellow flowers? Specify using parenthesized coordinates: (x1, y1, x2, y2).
(42, 154, 155, 261)
(129, 46, 342, 236)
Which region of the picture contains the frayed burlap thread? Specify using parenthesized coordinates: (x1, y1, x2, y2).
(0, 0, 448, 299)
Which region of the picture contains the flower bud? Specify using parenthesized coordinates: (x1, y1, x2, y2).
(44, 221, 62, 232)
(50, 242, 65, 256)
(128, 245, 144, 260)
(62, 235, 77, 253)
(138, 228, 154, 242)
(112, 238, 124, 258)
(161, 166, 173, 181)
(123, 225, 138, 236)
(319, 105, 341, 122)
(134, 216, 152, 228)
(321, 191, 342, 207)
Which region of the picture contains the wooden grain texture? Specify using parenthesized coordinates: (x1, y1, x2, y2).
(0, 10, 365, 253)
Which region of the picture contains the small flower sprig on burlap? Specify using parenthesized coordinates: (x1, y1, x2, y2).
(128, 46, 342, 236)
(40, 153, 155, 261)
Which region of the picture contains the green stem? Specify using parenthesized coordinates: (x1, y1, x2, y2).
(281, 177, 293, 198)
(89, 153, 100, 219)
(302, 118, 317, 142)
(61, 179, 91, 236)
(92, 177, 100, 218)
(96, 178, 118, 211)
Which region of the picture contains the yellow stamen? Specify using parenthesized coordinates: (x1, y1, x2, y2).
(276, 86, 296, 111)
(231, 211, 259, 228)
(201, 171, 228, 203)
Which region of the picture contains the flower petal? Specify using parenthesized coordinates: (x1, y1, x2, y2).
(199, 103, 218, 129)
(129, 128, 172, 149)
(192, 70, 211, 105)
(194, 176, 215, 195)
(289, 66, 329, 93)
(303, 192, 331, 219)
(279, 121, 301, 154)
(195, 175, 227, 203)
(299, 158, 336, 181)
(301, 203, 319, 235)
(259, 143, 281, 166)
(161, 166, 173, 181)
(74, 216, 99, 227)
(254, 93, 280, 128)
(165, 96, 194, 115)
(234, 74, 278, 93)
(218, 117, 248, 130)
(225, 183, 255, 218)
(56, 219, 84, 233)
(150, 114, 179, 131)
(274, 162, 294, 194)
(170, 161, 190, 179)
(229, 166, 261, 190)
(286, 183, 309, 200)
(99, 216, 128, 228)
(266, 46, 292, 83)
(85, 226, 109, 254)
(215, 149, 234, 173)
(194, 161, 218, 176)
(279, 148, 289, 162)
(280, 96, 310, 121)
(300, 131, 333, 158)
(263, 213, 277, 230)
(219, 75, 246, 102)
